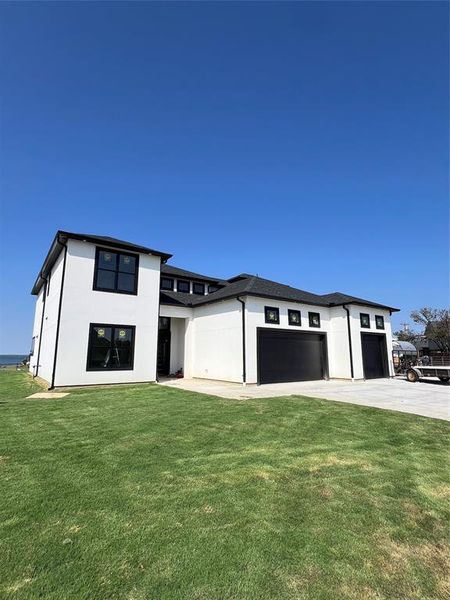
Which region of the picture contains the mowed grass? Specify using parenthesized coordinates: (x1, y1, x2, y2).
(1, 370, 449, 600)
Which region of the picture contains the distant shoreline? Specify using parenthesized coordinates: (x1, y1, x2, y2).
(0, 355, 27, 366)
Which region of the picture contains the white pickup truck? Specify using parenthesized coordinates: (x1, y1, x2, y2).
(406, 365, 450, 383)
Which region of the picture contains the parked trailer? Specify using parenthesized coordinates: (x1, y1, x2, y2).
(406, 366, 450, 383)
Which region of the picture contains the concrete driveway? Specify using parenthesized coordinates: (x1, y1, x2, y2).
(159, 377, 450, 421)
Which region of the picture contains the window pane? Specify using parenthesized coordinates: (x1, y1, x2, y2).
(119, 254, 136, 274)
(118, 273, 135, 293)
(97, 269, 116, 290)
(208, 285, 219, 293)
(177, 280, 190, 293)
(193, 282, 205, 295)
(93, 326, 112, 344)
(114, 327, 132, 343)
(161, 277, 174, 291)
(113, 327, 133, 368)
(98, 251, 117, 271)
(89, 345, 112, 369)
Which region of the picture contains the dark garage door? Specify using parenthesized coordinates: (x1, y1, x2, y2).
(361, 333, 388, 379)
(257, 329, 327, 384)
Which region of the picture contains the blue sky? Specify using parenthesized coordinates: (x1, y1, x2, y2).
(0, 1, 448, 353)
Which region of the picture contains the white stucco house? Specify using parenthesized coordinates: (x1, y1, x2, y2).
(29, 231, 399, 388)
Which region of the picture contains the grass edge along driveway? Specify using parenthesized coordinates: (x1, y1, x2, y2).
(1, 369, 449, 600)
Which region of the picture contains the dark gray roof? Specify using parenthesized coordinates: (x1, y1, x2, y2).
(161, 264, 226, 284)
(160, 274, 400, 311)
(32, 231, 172, 295)
(320, 292, 399, 312)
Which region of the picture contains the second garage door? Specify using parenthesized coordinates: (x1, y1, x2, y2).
(257, 328, 327, 384)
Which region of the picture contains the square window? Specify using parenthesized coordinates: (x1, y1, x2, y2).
(94, 248, 138, 295)
(177, 279, 190, 293)
(288, 309, 301, 326)
(375, 315, 385, 330)
(360, 313, 370, 328)
(309, 312, 320, 328)
(161, 277, 174, 291)
(208, 284, 220, 294)
(265, 306, 280, 324)
(193, 282, 205, 295)
(87, 324, 135, 371)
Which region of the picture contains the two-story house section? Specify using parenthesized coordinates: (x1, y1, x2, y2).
(30, 231, 400, 388)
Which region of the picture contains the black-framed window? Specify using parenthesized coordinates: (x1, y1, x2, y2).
(309, 312, 321, 328)
(193, 282, 205, 295)
(30, 336, 36, 356)
(375, 315, 385, 330)
(208, 284, 220, 294)
(94, 248, 138, 295)
(87, 324, 135, 371)
(161, 277, 174, 291)
(177, 279, 190, 293)
(360, 313, 370, 328)
(265, 306, 280, 324)
(288, 309, 301, 326)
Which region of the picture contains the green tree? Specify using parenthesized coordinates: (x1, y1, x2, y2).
(410, 308, 450, 352)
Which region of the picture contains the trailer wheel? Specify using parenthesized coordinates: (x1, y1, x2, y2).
(406, 369, 419, 383)
(438, 377, 449, 383)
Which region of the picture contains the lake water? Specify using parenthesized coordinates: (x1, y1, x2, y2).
(0, 355, 27, 366)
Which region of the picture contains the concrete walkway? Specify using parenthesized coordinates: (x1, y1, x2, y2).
(159, 377, 450, 421)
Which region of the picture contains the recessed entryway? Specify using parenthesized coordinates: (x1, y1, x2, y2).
(257, 328, 328, 384)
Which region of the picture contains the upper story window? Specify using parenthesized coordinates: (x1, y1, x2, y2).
(265, 306, 280, 324)
(288, 309, 301, 326)
(360, 313, 370, 328)
(161, 277, 174, 291)
(193, 282, 205, 295)
(375, 315, 385, 330)
(94, 248, 138, 295)
(309, 312, 321, 328)
(86, 323, 135, 371)
(208, 284, 220, 294)
(177, 279, 190, 293)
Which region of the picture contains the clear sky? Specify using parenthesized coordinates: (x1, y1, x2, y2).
(0, 1, 448, 353)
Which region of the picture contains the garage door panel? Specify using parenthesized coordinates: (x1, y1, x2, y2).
(258, 329, 326, 384)
(361, 333, 388, 379)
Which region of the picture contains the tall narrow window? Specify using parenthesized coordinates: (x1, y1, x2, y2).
(360, 313, 370, 328)
(309, 312, 321, 328)
(87, 324, 135, 371)
(94, 248, 138, 295)
(375, 315, 385, 330)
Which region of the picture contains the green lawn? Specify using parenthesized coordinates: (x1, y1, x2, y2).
(1, 370, 449, 600)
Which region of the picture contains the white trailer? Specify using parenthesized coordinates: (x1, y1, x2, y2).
(406, 365, 450, 383)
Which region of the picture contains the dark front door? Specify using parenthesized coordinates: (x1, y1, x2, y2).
(257, 328, 327, 384)
(361, 333, 388, 379)
(157, 317, 171, 375)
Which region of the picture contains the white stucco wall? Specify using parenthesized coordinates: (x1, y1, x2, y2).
(29, 286, 45, 377)
(187, 299, 243, 382)
(328, 306, 353, 379)
(244, 297, 331, 384)
(52, 239, 161, 386)
(29, 251, 65, 384)
(348, 304, 394, 379)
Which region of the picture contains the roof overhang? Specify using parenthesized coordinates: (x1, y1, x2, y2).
(31, 231, 172, 295)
